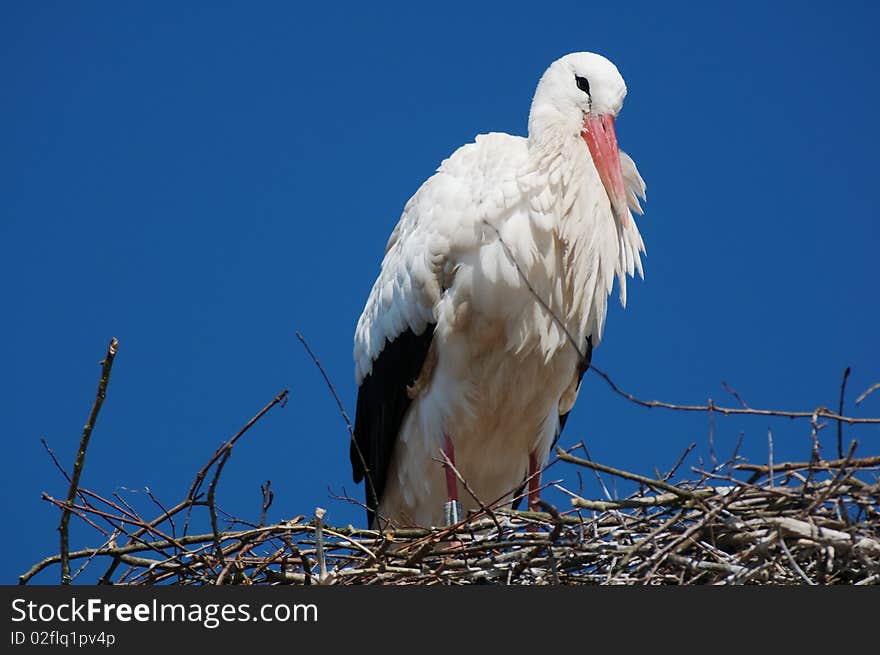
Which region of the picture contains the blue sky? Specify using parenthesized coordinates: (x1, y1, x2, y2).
(2, 2, 878, 583)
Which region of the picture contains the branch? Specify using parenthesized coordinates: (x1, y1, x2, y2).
(188, 389, 289, 500)
(856, 382, 880, 406)
(571, 488, 718, 511)
(555, 447, 698, 501)
(590, 366, 880, 425)
(60, 337, 119, 585)
(732, 454, 880, 475)
(295, 331, 383, 529)
(837, 366, 851, 459)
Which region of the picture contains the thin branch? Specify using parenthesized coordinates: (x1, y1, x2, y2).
(590, 365, 880, 424)
(41, 437, 72, 484)
(855, 382, 880, 406)
(721, 381, 749, 409)
(837, 366, 851, 459)
(207, 449, 232, 566)
(260, 480, 274, 528)
(295, 331, 382, 529)
(314, 507, 328, 583)
(733, 454, 880, 475)
(664, 442, 696, 481)
(188, 389, 289, 500)
(778, 537, 815, 585)
(60, 337, 119, 585)
(294, 332, 354, 437)
(571, 488, 718, 511)
(556, 447, 697, 500)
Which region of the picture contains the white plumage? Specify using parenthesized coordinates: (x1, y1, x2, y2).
(352, 52, 648, 528)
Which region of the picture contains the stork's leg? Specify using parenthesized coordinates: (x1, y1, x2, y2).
(442, 435, 462, 526)
(527, 451, 541, 532)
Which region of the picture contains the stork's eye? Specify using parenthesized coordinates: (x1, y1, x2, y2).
(575, 75, 590, 95)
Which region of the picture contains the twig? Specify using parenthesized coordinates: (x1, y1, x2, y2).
(589, 366, 880, 424)
(733, 454, 880, 476)
(664, 443, 696, 481)
(556, 447, 696, 500)
(855, 382, 880, 406)
(721, 381, 749, 409)
(41, 438, 72, 484)
(144, 488, 175, 541)
(295, 331, 382, 529)
(571, 488, 718, 511)
(314, 507, 328, 583)
(482, 222, 588, 368)
(294, 332, 353, 437)
(60, 337, 119, 585)
(208, 449, 232, 566)
(260, 481, 273, 527)
(778, 538, 815, 585)
(837, 366, 851, 459)
(188, 389, 289, 500)
(708, 401, 717, 469)
(572, 443, 614, 503)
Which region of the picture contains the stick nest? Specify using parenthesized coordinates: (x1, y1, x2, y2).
(19, 339, 880, 585)
(24, 447, 880, 586)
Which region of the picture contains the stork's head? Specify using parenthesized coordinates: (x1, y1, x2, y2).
(529, 52, 630, 225)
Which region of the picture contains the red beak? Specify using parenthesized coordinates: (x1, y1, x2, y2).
(582, 114, 629, 227)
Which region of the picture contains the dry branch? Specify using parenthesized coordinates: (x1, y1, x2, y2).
(590, 366, 880, 424)
(60, 337, 119, 585)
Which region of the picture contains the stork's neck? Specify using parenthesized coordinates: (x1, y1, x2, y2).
(519, 105, 624, 348)
(523, 101, 594, 218)
(527, 102, 581, 157)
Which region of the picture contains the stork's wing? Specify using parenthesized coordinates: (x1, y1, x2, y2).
(352, 132, 530, 526)
(351, 169, 446, 527)
(352, 326, 435, 526)
(557, 336, 593, 436)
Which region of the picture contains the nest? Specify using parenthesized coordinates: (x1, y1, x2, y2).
(19, 338, 880, 586)
(22, 447, 880, 586)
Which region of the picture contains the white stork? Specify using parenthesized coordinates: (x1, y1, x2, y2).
(351, 52, 647, 528)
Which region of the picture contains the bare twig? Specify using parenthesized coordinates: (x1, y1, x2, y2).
(41, 438, 72, 484)
(778, 537, 815, 585)
(664, 443, 696, 481)
(590, 366, 880, 424)
(482, 222, 588, 368)
(260, 481, 274, 527)
(733, 454, 880, 476)
(295, 331, 382, 529)
(188, 389, 289, 500)
(855, 382, 880, 406)
(60, 337, 119, 585)
(207, 449, 232, 566)
(556, 447, 696, 500)
(314, 508, 328, 583)
(721, 381, 749, 409)
(838, 366, 851, 459)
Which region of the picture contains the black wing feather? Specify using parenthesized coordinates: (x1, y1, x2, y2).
(556, 336, 593, 438)
(351, 324, 436, 526)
